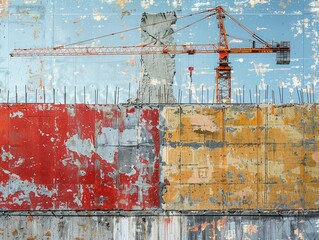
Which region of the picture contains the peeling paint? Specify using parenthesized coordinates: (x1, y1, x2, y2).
(65, 134, 94, 158)
(0, 104, 160, 210)
(163, 104, 319, 210)
(10, 111, 24, 118)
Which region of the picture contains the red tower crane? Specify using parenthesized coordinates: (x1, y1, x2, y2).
(10, 6, 290, 103)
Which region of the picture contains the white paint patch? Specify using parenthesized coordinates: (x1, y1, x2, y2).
(141, 0, 156, 9)
(0, 179, 56, 205)
(235, 58, 244, 63)
(229, 39, 243, 44)
(2, 169, 20, 179)
(10, 111, 23, 118)
(309, 1, 319, 14)
(256, 27, 268, 31)
(15, 158, 25, 167)
(73, 185, 83, 207)
(95, 127, 119, 163)
(150, 78, 164, 85)
(67, 107, 75, 117)
(93, 8, 107, 21)
(193, 1, 210, 8)
(250, 62, 271, 76)
(292, 74, 301, 87)
(24, 0, 38, 3)
(1, 147, 13, 161)
(249, 0, 270, 8)
(65, 134, 94, 158)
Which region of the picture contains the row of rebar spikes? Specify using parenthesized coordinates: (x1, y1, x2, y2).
(0, 84, 316, 104)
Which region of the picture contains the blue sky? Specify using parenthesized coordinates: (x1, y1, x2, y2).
(0, 0, 318, 104)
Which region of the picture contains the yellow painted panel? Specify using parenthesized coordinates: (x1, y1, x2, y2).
(162, 185, 183, 210)
(304, 184, 319, 208)
(164, 106, 180, 130)
(266, 161, 302, 184)
(162, 105, 319, 211)
(180, 165, 227, 184)
(174, 106, 224, 143)
(225, 105, 262, 126)
(162, 164, 180, 183)
(261, 183, 304, 210)
(265, 143, 303, 164)
(264, 125, 303, 144)
(162, 146, 180, 165)
(226, 184, 258, 209)
(186, 184, 225, 210)
(225, 127, 260, 144)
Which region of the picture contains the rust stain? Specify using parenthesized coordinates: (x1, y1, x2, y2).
(33, 28, 40, 41)
(12, 229, 18, 236)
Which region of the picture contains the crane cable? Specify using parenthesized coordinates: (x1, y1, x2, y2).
(62, 8, 217, 48)
(222, 8, 272, 48)
(141, 12, 217, 47)
(226, 34, 254, 43)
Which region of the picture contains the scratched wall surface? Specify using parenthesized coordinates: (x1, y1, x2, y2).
(0, 215, 318, 239)
(162, 104, 319, 210)
(0, 104, 160, 210)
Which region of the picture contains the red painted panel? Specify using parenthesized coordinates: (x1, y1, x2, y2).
(0, 104, 160, 210)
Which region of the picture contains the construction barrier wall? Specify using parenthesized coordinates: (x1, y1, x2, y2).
(0, 104, 318, 239)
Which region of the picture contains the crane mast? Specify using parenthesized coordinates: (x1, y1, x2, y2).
(10, 6, 290, 104)
(216, 6, 231, 103)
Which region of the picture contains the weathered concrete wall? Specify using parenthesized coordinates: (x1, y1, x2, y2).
(0, 104, 160, 210)
(1, 103, 319, 239)
(0, 214, 318, 239)
(1, 104, 319, 211)
(162, 105, 319, 210)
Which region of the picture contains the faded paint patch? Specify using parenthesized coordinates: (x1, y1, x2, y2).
(10, 111, 24, 118)
(65, 134, 94, 158)
(249, 0, 270, 8)
(0, 0, 9, 18)
(1, 147, 13, 161)
(0, 179, 56, 205)
(93, 8, 107, 21)
(190, 114, 219, 133)
(163, 105, 319, 210)
(312, 151, 319, 163)
(115, 0, 131, 9)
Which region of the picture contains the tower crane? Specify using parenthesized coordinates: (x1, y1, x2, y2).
(10, 6, 290, 103)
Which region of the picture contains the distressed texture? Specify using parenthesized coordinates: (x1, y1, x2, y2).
(0, 214, 318, 239)
(1, 103, 319, 239)
(0, 104, 160, 210)
(1, 104, 319, 211)
(162, 104, 319, 210)
(139, 11, 177, 103)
